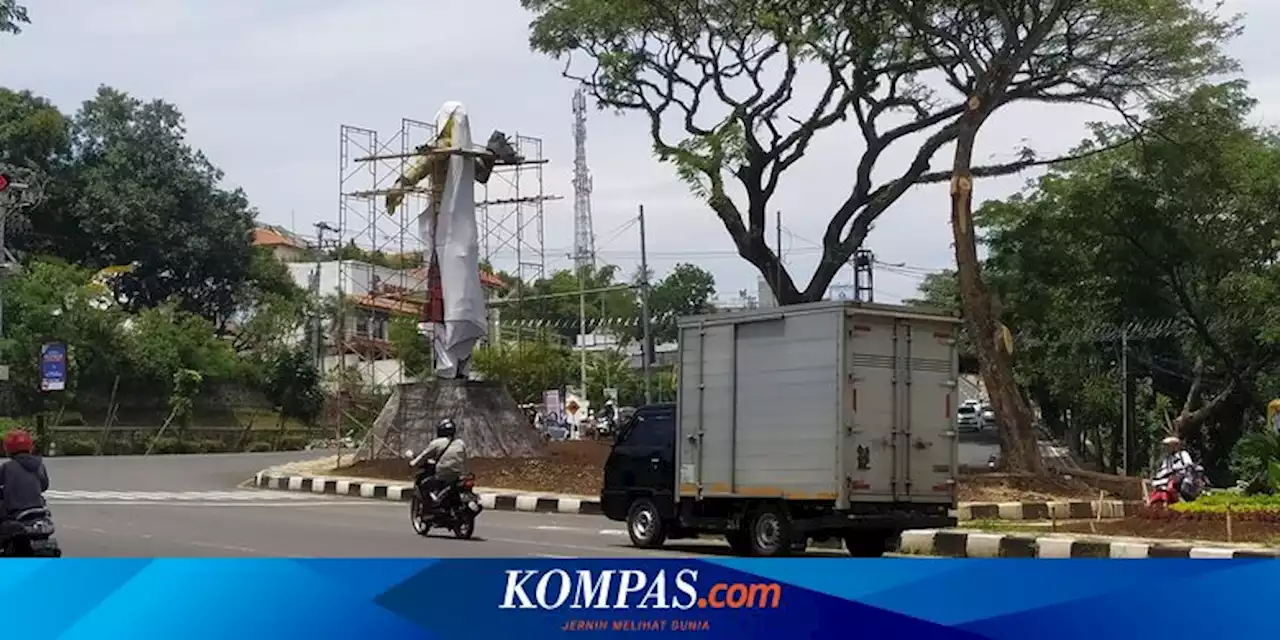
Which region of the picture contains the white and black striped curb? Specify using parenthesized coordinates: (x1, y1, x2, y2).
(895, 529, 1280, 559)
(252, 470, 1140, 522)
(252, 472, 604, 515)
(957, 500, 1144, 521)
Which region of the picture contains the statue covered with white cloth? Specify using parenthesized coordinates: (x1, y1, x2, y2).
(386, 102, 520, 379)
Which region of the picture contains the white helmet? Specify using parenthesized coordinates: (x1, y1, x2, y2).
(1162, 436, 1181, 446)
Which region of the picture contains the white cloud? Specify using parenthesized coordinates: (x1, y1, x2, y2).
(0, 0, 1276, 303)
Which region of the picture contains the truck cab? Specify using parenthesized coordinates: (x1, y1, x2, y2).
(601, 403, 678, 527)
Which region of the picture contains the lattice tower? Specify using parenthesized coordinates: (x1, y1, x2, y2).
(571, 86, 596, 270)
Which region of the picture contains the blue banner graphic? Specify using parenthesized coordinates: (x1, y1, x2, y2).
(12, 558, 1280, 639)
(40, 342, 66, 392)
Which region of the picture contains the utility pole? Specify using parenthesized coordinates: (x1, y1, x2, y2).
(775, 210, 783, 304)
(312, 222, 338, 370)
(578, 259, 587, 397)
(1120, 327, 1129, 476)
(639, 204, 653, 404)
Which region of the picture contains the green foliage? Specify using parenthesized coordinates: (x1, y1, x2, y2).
(389, 315, 432, 379)
(646, 263, 716, 343)
(933, 82, 1280, 477)
(0, 1, 28, 34)
(473, 340, 578, 404)
(7, 86, 259, 323)
(264, 348, 324, 425)
(1170, 492, 1280, 514)
(1231, 430, 1280, 493)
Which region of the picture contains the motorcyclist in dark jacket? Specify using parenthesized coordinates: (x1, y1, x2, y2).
(0, 430, 49, 536)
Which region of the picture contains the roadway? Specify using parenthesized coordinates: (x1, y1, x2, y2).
(42, 451, 860, 558)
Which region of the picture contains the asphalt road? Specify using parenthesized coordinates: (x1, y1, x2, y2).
(44, 449, 339, 492)
(47, 491, 857, 558)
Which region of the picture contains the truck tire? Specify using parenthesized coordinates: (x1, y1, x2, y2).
(746, 505, 795, 557)
(626, 498, 667, 548)
(843, 531, 891, 557)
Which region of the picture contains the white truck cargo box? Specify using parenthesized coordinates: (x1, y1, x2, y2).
(676, 301, 960, 509)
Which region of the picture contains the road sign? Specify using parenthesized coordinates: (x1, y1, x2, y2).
(40, 342, 66, 392)
(566, 399, 580, 415)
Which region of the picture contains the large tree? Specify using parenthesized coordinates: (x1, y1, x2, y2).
(22, 87, 259, 323)
(886, 0, 1236, 472)
(958, 82, 1280, 476)
(645, 263, 716, 343)
(524, 0, 1094, 305)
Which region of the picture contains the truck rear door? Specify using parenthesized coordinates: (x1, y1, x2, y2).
(897, 317, 958, 504)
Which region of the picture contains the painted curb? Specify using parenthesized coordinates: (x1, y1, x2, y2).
(956, 500, 1145, 521)
(252, 472, 604, 515)
(253, 469, 1141, 522)
(893, 529, 1280, 559)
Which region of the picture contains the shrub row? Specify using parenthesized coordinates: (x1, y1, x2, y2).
(1141, 504, 1280, 523)
(47, 434, 312, 457)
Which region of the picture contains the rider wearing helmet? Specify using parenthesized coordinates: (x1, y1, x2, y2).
(0, 430, 48, 538)
(1152, 435, 1195, 495)
(410, 418, 468, 507)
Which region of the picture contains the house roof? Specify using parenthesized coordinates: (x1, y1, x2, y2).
(405, 266, 507, 289)
(252, 226, 308, 249)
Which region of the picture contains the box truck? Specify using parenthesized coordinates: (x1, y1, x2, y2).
(600, 301, 960, 556)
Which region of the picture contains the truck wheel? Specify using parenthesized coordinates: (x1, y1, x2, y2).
(626, 498, 667, 548)
(725, 530, 752, 555)
(747, 505, 795, 557)
(843, 532, 890, 557)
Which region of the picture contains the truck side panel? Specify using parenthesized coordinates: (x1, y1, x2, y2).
(678, 308, 842, 499)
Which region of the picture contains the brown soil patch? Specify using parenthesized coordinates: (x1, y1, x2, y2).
(958, 472, 1125, 502)
(1051, 518, 1280, 545)
(339, 440, 612, 497)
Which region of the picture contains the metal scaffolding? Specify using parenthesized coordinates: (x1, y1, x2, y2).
(334, 118, 556, 432)
(478, 134, 553, 284)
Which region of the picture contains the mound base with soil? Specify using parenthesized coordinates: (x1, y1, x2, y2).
(341, 440, 611, 497)
(356, 379, 544, 460)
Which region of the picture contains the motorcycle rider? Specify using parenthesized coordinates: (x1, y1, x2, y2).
(1152, 435, 1196, 497)
(411, 418, 468, 508)
(0, 430, 49, 540)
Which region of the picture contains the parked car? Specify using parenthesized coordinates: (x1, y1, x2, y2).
(980, 404, 997, 430)
(957, 401, 981, 433)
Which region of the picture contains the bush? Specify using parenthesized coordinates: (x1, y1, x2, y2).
(246, 440, 273, 453)
(277, 435, 309, 451)
(57, 438, 99, 456)
(148, 437, 181, 454)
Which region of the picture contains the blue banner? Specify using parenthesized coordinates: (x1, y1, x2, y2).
(40, 342, 66, 392)
(15, 558, 1279, 639)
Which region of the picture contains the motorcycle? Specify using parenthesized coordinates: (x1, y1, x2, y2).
(0, 507, 61, 557)
(404, 449, 483, 540)
(1148, 465, 1209, 507)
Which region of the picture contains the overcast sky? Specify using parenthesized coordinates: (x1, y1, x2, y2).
(1, 0, 1276, 304)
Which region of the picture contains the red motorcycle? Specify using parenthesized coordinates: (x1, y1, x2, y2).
(1147, 465, 1208, 507)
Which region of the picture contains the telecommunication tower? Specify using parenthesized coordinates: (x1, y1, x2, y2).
(571, 86, 596, 269)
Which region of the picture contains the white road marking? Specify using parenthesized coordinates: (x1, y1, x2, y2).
(45, 490, 339, 503)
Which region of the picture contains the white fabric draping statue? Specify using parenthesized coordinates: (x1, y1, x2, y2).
(387, 102, 495, 379)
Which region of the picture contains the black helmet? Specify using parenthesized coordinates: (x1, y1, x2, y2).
(436, 418, 457, 438)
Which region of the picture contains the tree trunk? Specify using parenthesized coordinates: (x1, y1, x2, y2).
(949, 119, 1043, 474)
